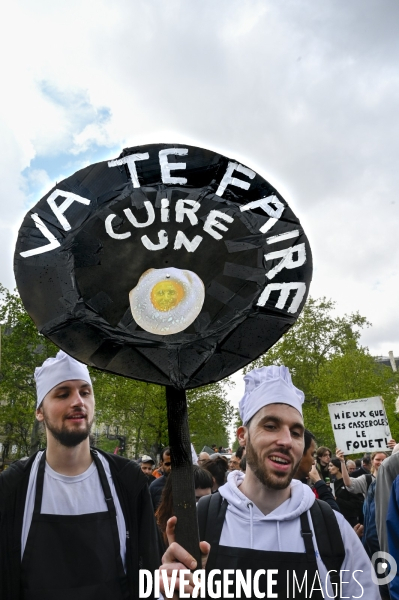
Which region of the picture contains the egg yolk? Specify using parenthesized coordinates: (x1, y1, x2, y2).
(150, 280, 185, 312)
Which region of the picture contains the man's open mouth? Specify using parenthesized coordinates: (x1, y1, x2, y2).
(65, 414, 86, 420)
(269, 455, 291, 466)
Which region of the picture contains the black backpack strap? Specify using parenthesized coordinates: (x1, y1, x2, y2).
(365, 474, 373, 491)
(299, 510, 317, 562)
(310, 499, 345, 598)
(197, 493, 213, 540)
(197, 492, 227, 546)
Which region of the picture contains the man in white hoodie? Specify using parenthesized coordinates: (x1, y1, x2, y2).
(161, 366, 381, 599)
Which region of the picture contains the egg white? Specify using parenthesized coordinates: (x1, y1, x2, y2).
(129, 267, 205, 335)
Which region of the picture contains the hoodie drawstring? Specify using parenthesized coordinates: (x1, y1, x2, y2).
(246, 502, 282, 551)
(247, 502, 254, 549)
(276, 521, 281, 551)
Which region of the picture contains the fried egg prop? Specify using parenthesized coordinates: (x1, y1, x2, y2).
(129, 268, 205, 335)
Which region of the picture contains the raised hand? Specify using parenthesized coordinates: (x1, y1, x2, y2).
(335, 448, 345, 462)
(160, 517, 211, 598)
(308, 464, 321, 483)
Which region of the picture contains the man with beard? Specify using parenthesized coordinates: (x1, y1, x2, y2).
(0, 350, 159, 600)
(160, 366, 380, 599)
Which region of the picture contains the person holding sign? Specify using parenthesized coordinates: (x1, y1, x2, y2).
(338, 448, 387, 545)
(338, 448, 387, 498)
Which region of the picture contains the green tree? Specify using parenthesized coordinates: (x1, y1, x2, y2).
(0, 285, 58, 459)
(247, 297, 399, 450)
(248, 297, 369, 398)
(91, 373, 169, 458)
(93, 370, 234, 457)
(187, 381, 234, 452)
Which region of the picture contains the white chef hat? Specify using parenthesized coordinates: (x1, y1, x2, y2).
(239, 365, 304, 425)
(34, 350, 92, 408)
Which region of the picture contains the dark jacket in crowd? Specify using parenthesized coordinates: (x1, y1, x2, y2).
(316, 461, 330, 482)
(0, 449, 160, 600)
(363, 479, 379, 557)
(333, 478, 363, 527)
(312, 479, 340, 513)
(150, 474, 167, 510)
(351, 466, 371, 479)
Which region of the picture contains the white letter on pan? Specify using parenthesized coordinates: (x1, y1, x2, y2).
(216, 162, 255, 197)
(47, 189, 91, 232)
(257, 282, 307, 314)
(159, 148, 188, 184)
(175, 199, 201, 225)
(174, 231, 203, 252)
(203, 210, 234, 240)
(240, 195, 284, 234)
(266, 230, 299, 245)
(141, 231, 168, 250)
(105, 215, 131, 240)
(20, 214, 61, 258)
(108, 153, 149, 188)
(265, 243, 306, 280)
(124, 202, 155, 228)
(161, 198, 170, 222)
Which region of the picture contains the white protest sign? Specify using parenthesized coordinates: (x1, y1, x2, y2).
(327, 396, 391, 455)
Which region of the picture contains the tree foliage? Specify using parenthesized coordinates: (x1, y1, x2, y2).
(92, 370, 233, 457)
(91, 372, 169, 457)
(0, 285, 58, 459)
(247, 297, 399, 450)
(186, 381, 233, 452)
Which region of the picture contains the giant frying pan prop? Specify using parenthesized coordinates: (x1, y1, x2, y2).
(15, 144, 312, 562)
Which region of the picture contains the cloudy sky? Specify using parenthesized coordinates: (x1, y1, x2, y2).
(1, 1, 398, 412)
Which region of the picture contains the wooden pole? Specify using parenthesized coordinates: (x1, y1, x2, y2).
(166, 386, 201, 567)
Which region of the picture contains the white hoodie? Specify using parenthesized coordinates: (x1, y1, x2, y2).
(218, 471, 381, 599)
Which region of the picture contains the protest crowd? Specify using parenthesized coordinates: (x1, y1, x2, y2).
(1, 351, 399, 599)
